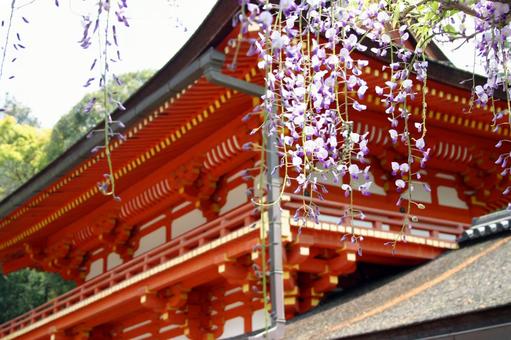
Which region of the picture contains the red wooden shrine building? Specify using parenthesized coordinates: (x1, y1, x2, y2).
(0, 1, 508, 339)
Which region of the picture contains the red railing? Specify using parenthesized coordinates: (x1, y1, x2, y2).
(283, 193, 468, 241)
(0, 195, 467, 337)
(0, 203, 257, 337)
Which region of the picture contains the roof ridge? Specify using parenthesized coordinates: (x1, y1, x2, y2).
(459, 210, 511, 244)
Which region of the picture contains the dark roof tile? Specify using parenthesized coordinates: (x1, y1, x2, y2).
(459, 210, 511, 244)
(285, 235, 511, 339)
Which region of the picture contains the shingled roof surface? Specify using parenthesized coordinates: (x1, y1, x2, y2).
(285, 233, 511, 339)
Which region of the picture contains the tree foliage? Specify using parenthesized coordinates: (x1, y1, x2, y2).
(0, 105, 74, 324)
(0, 269, 75, 324)
(0, 71, 153, 324)
(0, 116, 48, 199)
(44, 70, 154, 162)
(1, 94, 40, 127)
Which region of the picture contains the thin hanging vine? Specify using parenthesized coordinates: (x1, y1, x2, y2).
(237, 0, 511, 254)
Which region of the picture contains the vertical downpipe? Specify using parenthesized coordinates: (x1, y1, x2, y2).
(266, 126, 286, 338)
(203, 57, 285, 338)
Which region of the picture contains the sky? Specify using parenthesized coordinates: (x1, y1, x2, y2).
(0, 0, 217, 128)
(0, 0, 483, 128)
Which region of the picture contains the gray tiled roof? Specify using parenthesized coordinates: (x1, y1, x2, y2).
(458, 210, 511, 244)
(285, 234, 511, 339)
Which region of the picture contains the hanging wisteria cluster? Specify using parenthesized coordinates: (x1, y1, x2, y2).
(1, 0, 511, 233)
(397, 1, 511, 208)
(0, 0, 130, 200)
(0, 0, 30, 82)
(471, 1, 511, 206)
(239, 0, 437, 247)
(79, 0, 130, 201)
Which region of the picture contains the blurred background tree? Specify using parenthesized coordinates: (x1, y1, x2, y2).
(45, 70, 154, 162)
(0, 270, 75, 324)
(0, 70, 153, 323)
(1, 95, 40, 127)
(0, 116, 48, 199)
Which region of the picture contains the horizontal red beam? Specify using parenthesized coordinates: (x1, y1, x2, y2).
(0, 203, 257, 338)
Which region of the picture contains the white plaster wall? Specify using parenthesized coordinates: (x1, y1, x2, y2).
(219, 184, 248, 215)
(315, 172, 340, 187)
(252, 309, 270, 331)
(317, 171, 386, 195)
(438, 233, 457, 241)
(219, 317, 245, 339)
(380, 223, 390, 231)
(410, 228, 430, 238)
(85, 258, 103, 281)
(352, 219, 373, 228)
(316, 216, 373, 228)
(107, 252, 123, 270)
(134, 226, 166, 257)
(123, 320, 151, 333)
(437, 186, 468, 209)
(318, 214, 340, 224)
(139, 214, 166, 231)
(227, 170, 245, 183)
(159, 324, 180, 334)
(172, 202, 191, 213)
(91, 247, 104, 256)
(435, 172, 456, 181)
(171, 209, 207, 239)
(225, 301, 244, 311)
(225, 287, 241, 296)
(402, 181, 432, 203)
(352, 172, 386, 195)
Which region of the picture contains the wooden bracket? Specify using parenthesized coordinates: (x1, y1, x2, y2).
(218, 262, 248, 285)
(140, 291, 167, 313)
(286, 245, 310, 265)
(329, 251, 357, 276)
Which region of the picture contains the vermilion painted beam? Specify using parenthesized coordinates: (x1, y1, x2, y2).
(218, 262, 249, 285)
(286, 245, 310, 265)
(120, 321, 159, 340)
(139, 292, 167, 313)
(298, 258, 328, 274)
(298, 291, 322, 314)
(1, 254, 34, 274)
(312, 275, 338, 293)
(283, 271, 297, 291)
(160, 310, 186, 326)
(12, 232, 259, 340)
(329, 252, 357, 275)
(0, 99, 256, 263)
(361, 238, 444, 260)
(49, 330, 70, 340)
(166, 293, 188, 310)
(158, 326, 184, 340)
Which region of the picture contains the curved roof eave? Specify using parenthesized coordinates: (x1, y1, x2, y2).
(0, 1, 494, 221)
(0, 0, 239, 220)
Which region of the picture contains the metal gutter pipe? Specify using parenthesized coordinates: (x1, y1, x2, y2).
(251, 129, 287, 340)
(203, 49, 286, 339)
(1, 44, 286, 338)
